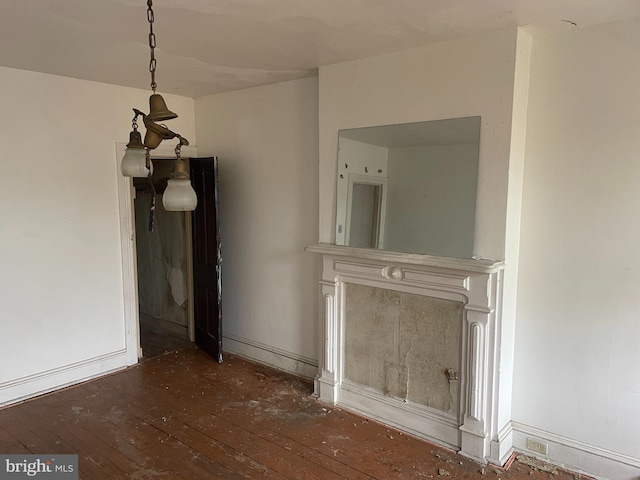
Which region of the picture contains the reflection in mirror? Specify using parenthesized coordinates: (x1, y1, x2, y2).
(335, 117, 480, 258)
(348, 181, 383, 248)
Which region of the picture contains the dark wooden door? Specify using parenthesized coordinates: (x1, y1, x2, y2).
(190, 157, 222, 362)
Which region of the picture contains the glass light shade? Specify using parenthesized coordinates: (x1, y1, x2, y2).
(121, 148, 152, 177)
(163, 178, 197, 211)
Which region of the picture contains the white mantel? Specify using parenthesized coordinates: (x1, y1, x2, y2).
(306, 244, 511, 464)
(306, 244, 503, 273)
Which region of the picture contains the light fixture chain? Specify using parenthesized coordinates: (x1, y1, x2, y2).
(131, 111, 139, 131)
(147, 0, 157, 92)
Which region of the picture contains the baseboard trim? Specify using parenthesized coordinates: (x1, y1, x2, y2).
(0, 349, 133, 408)
(339, 379, 460, 451)
(223, 333, 318, 380)
(512, 422, 640, 480)
(489, 421, 514, 466)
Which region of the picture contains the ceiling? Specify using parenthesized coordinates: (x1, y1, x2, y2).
(339, 117, 480, 148)
(1, 0, 639, 98)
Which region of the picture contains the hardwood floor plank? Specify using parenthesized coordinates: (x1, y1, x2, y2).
(96, 375, 352, 480)
(139, 320, 192, 359)
(126, 350, 438, 479)
(125, 350, 368, 478)
(10, 404, 77, 454)
(76, 382, 259, 480)
(13, 392, 172, 480)
(0, 347, 593, 480)
(0, 428, 32, 454)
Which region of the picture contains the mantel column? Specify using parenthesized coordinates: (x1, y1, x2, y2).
(460, 304, 491, 460)
(314, 260, 342, 404)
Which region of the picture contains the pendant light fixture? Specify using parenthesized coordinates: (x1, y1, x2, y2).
(120, 0, 197, 217)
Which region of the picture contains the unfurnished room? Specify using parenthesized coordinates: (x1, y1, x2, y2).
(1, 1, 639, 479)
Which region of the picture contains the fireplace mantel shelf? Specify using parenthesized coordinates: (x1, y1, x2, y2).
(305, 243, 504, 274)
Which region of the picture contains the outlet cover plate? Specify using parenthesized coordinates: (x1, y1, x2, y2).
(526, 438, 549, 455)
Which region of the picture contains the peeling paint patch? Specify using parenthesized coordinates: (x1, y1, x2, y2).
(168, 268, 187, 307)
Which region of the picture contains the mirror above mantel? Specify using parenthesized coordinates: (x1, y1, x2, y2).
(335, 116, 481, 259)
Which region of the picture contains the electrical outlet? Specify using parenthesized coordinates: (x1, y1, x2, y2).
(526, 438, 548, 455)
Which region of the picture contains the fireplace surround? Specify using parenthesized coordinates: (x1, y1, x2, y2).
(306, 244, 506, 463)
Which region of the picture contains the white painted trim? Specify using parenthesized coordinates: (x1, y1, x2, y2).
(0, 350, 130, 408)
(344, 174, 388, 249)
(115, 143, 142, 364)
(116, 142, 198, 361)
(512, 422, 640, 480)
(306, 243, 504, 273)
(309, 247, 507, 463)
(339, 380, 460, 450)
(489, 420, 514, 467)
(223, 333, 318, 380)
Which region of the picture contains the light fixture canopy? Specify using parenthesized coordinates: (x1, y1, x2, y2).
(147, 93, 178, 122)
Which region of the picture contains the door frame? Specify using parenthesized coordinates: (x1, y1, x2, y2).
(116, 142, 198, 363)
(344, 173, 387, 249)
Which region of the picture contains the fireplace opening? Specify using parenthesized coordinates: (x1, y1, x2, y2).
(344, 283, 462, 418)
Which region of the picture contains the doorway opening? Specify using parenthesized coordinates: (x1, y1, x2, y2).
(345, 174, 387, 249)
(133, 158, 194, 359)
(116, 144, 222, 364)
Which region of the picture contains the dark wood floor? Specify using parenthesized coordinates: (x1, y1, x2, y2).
(0, 347, 591, 479)
(139, 322, 192, 359)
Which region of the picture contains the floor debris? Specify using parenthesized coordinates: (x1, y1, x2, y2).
(516, 455, 558, 475)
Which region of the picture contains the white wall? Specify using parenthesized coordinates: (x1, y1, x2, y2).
(513, 18, 640, 478)
(0, 66, 195, 405)
(385, 144, 478, 257)
(194, 77, 319, 377)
